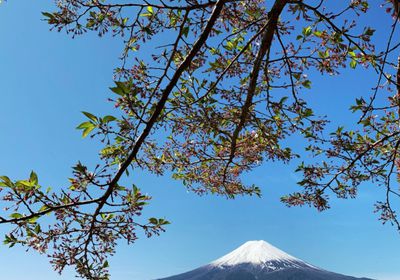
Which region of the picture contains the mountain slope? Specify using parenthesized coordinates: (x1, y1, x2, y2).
(158, 240, 374, 280)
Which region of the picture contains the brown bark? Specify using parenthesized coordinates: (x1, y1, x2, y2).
(222, 0, 289, 183)
(83, 0, 229, 251)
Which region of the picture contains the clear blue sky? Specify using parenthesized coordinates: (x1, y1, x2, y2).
(0, 1, 399, 280)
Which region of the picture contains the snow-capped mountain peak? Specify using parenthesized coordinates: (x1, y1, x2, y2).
(158, 240, 374, 280)
(210, 240, 304, 267)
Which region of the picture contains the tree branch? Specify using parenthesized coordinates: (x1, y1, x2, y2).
(221, 0, 288, 186)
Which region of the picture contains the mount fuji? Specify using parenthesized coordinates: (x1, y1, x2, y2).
(158, 240, 374, 280)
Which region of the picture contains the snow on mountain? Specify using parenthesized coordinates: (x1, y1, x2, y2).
(158, 240, 375, 280)
(210, 240, 314, 269)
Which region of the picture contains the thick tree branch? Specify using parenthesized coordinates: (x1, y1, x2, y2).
(80, 1, 229, 271)
(222, 0, 288, 186)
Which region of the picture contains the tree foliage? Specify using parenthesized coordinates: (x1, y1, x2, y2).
(1, 0, 400, 279)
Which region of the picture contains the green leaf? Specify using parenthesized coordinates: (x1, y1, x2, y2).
(76, 121, 96, 138)
(41, 12, 55, 20)
(318, 50, 329, 58)
(3, 234, 17, 247)
(302, 26, 312, 37)
(42, 12, 52, 18)
(182, 26, 189, 38)
(140, 12, 152, 17)
(77, 121, 94, 129)
(348, 51, 356, 58)
(225, 41, 234, 51)
(110, 86, 124, 96)
(86, 20, 96, 28)
(16, 180, 35, 189)
(34, 224, 41, 234)
(82, 111, 97, 122)
(140, 7, 154, 18)
(149, 218, 158, 224)
(10, 213, 23, 219)
(39, 205, 50, 213)
(302, 80, 312, 89)
(364, 27, 375, 36)
(82, 125, 96, 138)
(350, 59, 357, 69)
(115, 185, 127, 191)
(29, 171, 38, 185)
(28, 216, 39, 224)
(313, 30, 322, 37)
(0, 176, 13, 187)
(110, 81, 131, 96)
(158, 218, 170, 225)
(102, 115, 117, 123)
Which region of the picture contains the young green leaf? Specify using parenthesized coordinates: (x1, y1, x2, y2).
(82, 111, 98, 122)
